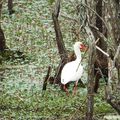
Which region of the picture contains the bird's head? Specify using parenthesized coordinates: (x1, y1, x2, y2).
(74, 42, 87, 52)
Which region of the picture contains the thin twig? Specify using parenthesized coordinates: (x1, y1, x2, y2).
(96, 45, 109, 57)
(61, 13, 78, 23)
(89, 24, 108, 42)
(95, 38, 100, 44)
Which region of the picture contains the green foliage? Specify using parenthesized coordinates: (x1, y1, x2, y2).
(0, 78, 87, 119)
(48, 0, 55, 5)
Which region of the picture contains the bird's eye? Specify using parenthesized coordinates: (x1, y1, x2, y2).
(80, 44, 84, 49)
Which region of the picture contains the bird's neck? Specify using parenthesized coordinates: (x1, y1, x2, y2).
(74, 46, 82, 62)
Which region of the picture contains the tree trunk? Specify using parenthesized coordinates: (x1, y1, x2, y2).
(52, 0, 68, 84)
(0, 1, 6, 51)
(104, 0, 120, 114)
(94, 0, 108, 93)
(8, 0, 14, 15)
(84, 1, 96, 116)
(52, 0, 67, 60)
(85, 25, 96, 120)
(105, 0, 120, 85)
(0, 28, 6, 51)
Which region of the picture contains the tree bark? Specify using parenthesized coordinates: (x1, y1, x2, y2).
(104, 0, 120, 85)
(84, 3, 96, 116)
(94, 0, 108, 93)
(104, 0, 120, 114)
(52, 0, 67, 60)
(0, 1, 6, 51)
(85, 26, 96, 120)
(52, 0, 68, 84)
(8, 0, 14, 15)
(0, 28, 6, 51)
(42, 66, 51, 91)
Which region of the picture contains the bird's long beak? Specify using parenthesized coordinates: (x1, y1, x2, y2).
(80, 44, 88, 52)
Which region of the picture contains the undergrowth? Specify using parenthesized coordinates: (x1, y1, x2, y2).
(0, 0, 116, 119)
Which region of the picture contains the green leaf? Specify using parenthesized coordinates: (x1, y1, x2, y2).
(48, 0, 55, 5)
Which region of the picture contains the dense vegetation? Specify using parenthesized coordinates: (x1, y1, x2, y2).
(0, 0, 117, 119)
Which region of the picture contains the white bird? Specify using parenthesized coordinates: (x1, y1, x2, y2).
(61, 42, 87, 95)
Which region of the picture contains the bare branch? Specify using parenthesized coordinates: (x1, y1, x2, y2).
(42, 66, 51, 91)
(53, 0, 61, 18)
(96, 45, 109, 57)
(61, 13, 78, 23)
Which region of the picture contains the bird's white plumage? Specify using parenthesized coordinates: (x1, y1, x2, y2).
(61, 42, 84, 85)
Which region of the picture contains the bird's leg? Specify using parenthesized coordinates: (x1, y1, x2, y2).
(63, 84, 69, 96)
(73, 81, 78, 95)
